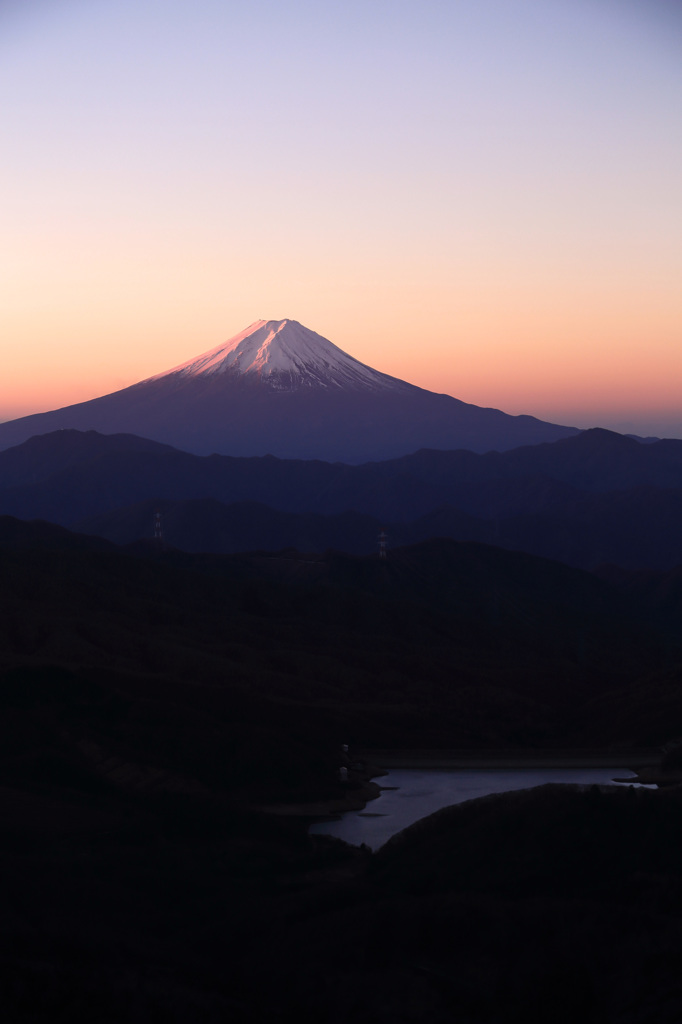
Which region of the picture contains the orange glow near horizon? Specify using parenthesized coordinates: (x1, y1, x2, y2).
(3, 292, 681, 438)
(1, 0, 680, 439)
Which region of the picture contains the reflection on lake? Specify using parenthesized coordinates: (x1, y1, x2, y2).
(309, 767, 652, 850)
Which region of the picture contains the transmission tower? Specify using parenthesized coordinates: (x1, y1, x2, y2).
(153, 510, 164, 547)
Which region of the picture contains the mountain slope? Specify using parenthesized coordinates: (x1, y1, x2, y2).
(1, 423, 680, 517)
(147, 317, 409, 391)
(0, 319, 578, 460)
(73, 487, 682, 571)
(0, 519, 674, 747)
(6, 427, 682, 569)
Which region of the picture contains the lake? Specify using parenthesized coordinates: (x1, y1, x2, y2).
(309, 767, 652, 850)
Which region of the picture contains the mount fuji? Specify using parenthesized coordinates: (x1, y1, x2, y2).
(0, 319, 578, 461)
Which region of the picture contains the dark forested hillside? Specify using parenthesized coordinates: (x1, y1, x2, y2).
(0, 518, 679, 752)
(2, 519, 682, 1020)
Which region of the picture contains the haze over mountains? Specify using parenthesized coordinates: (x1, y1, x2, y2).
(3, 426, 682, 571)
(0, 319, 579, 461)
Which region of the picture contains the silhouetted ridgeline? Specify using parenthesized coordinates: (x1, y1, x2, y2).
(3, 427, 682, 568)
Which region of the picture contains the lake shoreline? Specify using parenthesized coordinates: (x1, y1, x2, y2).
(309, 763, 667, 849)
(261, 749, 676, 824)
(357, 749, 682, 789)
(355, 748, 662, 770)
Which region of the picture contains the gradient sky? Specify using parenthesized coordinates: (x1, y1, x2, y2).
(2, 0, 681, 438)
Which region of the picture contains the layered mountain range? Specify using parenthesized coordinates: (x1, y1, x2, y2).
(3, 326, 682, 1022)
(2, 426, 682, 570)
(0, 319, 578, 461)
(1, 317, 677, 570)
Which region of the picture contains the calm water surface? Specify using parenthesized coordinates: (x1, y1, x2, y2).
(309, 768, 650, 850)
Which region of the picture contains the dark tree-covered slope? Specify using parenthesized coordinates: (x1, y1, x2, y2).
(1, 519, 682, 1021)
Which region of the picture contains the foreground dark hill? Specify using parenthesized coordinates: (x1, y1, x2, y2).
(4, 427, 682, 568)
(4, 776, 682, 1023)
(0, 517, 679, 751)
(241, 784, 682, 1022)
(2, 519, 682, 1020)
(283, 784, 682, 1022)
(0, 319, 578, 461)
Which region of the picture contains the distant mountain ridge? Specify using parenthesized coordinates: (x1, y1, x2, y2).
(0, 318, 578, 461)
(3, 427, 682, 569)
(75, 485, 682, 571)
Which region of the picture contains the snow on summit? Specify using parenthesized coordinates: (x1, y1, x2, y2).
(149, 319, 408, 391)
(0, 316, 580, 459)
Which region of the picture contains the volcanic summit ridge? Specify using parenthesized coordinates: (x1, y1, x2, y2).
(148, 318, 408, 392)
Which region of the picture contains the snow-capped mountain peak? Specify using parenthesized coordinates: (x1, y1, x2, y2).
(0, 315, 579, 460)
(148, 319, 408, 392)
